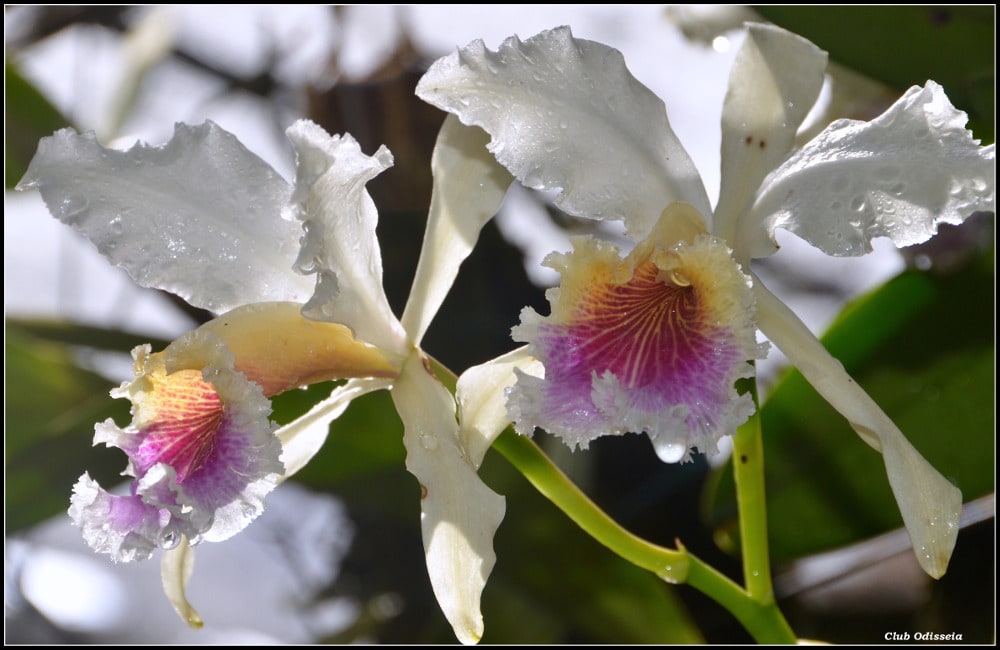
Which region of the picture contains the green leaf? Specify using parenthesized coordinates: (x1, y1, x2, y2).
(5, 58, 73, 189)
(755, 6, 995, 141)
(4, 324, 130, 532)
(706, 253, 994, 561)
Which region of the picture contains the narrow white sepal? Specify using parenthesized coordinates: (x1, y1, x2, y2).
(753, 277, 961, 578)
(391, 354, 505, 645)
(285, 120, 409, 356)
(714, 23, 827, 249)
(401, 115, 514, 345)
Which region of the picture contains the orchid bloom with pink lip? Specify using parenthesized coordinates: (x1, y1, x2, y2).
(416, 24, 994, 580)
(18, 116, 512, 644)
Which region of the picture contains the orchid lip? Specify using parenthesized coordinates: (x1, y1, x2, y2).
(508, 203, 764, 460)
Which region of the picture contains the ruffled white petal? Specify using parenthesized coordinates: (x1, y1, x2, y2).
(285, 120, 409, 357)
(277, 377, 394, 478)
(68, 473, 166, 562)
(747, 81, 995, 259)
(391, 354, 505, 645)
(16, 122, 313, 313)
(416, 26, 711, 238)
(456, 346, 542, 468)
(400, 116, 514, 345)
(161, 542, 203, 628)
(753, 277, 961, 578)
(713, 23, 827, 251)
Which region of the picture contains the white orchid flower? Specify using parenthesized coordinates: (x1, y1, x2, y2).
(416, 24, 994, 579)
(18, 116, 512, 644)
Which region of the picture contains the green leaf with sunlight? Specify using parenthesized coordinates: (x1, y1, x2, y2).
(705, 251, 994, 561)
(755, 6, 995, 140)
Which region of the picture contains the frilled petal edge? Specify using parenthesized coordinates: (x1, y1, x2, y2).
(285, 120, 409, 357)
(416, 26, 711, 238)
(746, 81, 995, 260)
(16, 121, 313, 313)
(509, 203, 765, 462)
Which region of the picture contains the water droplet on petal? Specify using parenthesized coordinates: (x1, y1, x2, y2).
(419, 433, 439, 451)
(656, 443, 686, 463)
(159, 531, 180, 550)
(59, 194, 90, 221)
(243, 505, 257, 519)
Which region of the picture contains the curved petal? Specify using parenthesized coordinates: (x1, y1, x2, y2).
(456, 346, 542, 467)
(746, 81, 995, 260)
(416, 26, 711, 238)
(16, 122, 313, 312)
(186, 302, 398, 397)
(400, 116, 514, 345)
(753, 277, 961, 578)
(713, 23, 827, 251)
(391, 353, 506, 645)
(161, 542, 203, 628)
(277, 377, 394, 478)
(285, 120, 409, 357)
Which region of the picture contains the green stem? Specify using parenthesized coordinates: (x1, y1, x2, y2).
(491, 429, 686, 579)
(685, 553, 795, 644)
(731, 383, 775, 601)
(492, 429, 796, 644)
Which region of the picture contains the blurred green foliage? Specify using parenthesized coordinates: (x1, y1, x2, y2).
(757, 5, 995, 141)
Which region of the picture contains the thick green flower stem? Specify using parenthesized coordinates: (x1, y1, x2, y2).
(731, 391, 775, 601)
(491, 429, 686, 579)
(491, 429, 796, 644)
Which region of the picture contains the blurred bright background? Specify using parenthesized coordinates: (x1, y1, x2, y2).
(5, 5, 994, 643)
